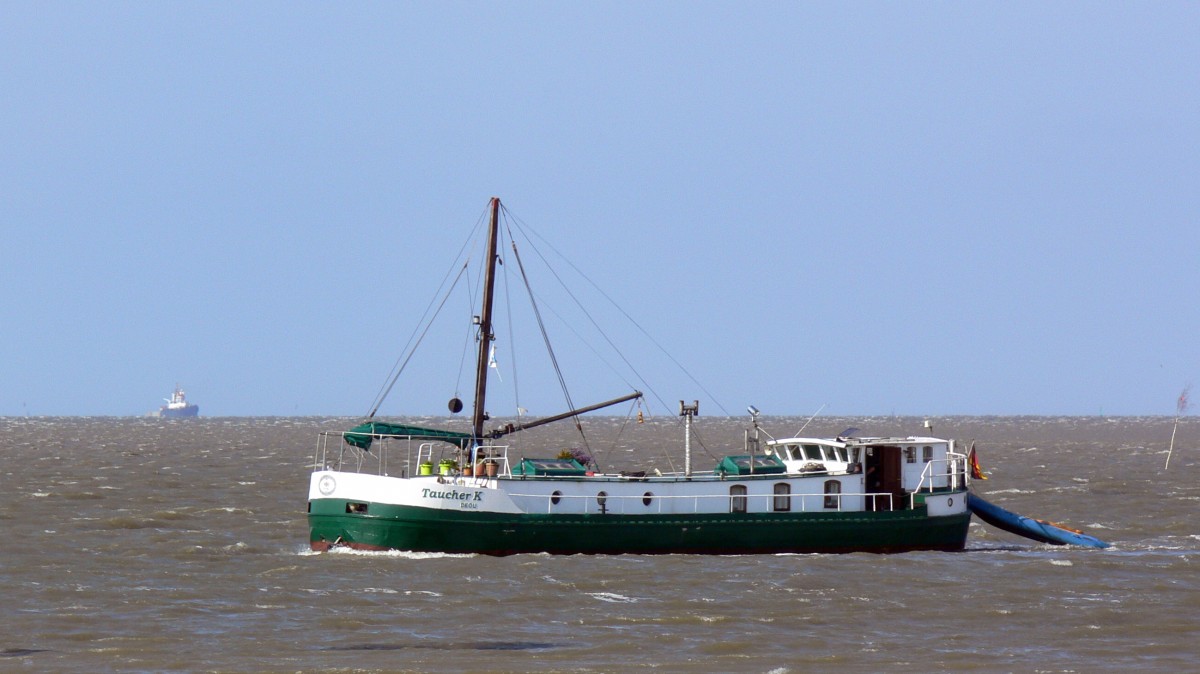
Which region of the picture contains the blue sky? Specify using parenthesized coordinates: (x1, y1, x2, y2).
(2, 3, 1197, 417)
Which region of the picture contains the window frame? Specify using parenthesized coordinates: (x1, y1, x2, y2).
(730, 484, 748, 513)
(823, 480, 842, 509)
(773, 482, 791, 512)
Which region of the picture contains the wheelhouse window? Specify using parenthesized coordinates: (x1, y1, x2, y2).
(923, 446, 933, 463)
(773, 483, 791, 512)
(823, 480, 842, 509)
(730, 484, 748, 513)
(905, 447, 916, 463)
(803, 444, 823, 461)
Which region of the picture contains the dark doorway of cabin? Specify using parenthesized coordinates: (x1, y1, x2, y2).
(865, 445, 903, 511)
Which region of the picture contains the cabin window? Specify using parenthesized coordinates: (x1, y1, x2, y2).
(823, 480, 841, 509)
(550, 491, 562, 505)
(730, 485, 748, 513)
(787, 444, 802, 460)
(834, 447, 848, 462)
(773, 483, 791, 512)
(851, 448, 861, 463)
(905, 447, 916, 464)
(803, 445, 823, 461)
(643, 492, 654, 507)
(923, 446, 933, 463)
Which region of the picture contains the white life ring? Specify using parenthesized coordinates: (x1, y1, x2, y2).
(318, 475, 337, 496)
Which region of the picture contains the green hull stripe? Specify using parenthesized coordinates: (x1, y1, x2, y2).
(309, 498, 971, 555)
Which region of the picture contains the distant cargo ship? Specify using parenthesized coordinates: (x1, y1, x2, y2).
(159, 385, 199, 418)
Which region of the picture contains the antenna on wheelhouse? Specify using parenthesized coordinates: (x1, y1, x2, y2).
(472, 197, 501, 441)
(680, 400, 699, 477)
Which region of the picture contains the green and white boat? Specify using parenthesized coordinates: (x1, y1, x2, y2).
(307, 199, 972, 555)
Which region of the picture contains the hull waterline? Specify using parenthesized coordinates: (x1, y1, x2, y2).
(309, 498, 972, 556)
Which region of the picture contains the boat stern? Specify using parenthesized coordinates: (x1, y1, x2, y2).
(915, 489, 969, 518)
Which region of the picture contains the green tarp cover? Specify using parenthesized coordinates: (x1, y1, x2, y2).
(344, 421, 474, 450)
(715, 455, 787, 476)
(510, 458, 588, 477)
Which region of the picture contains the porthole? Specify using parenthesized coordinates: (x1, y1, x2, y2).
(550, 491, 562, 505)
(597, 491, 608, 506)
(643, 492, 654, 506)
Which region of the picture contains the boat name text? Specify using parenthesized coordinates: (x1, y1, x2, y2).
(422, 488, 483, 502)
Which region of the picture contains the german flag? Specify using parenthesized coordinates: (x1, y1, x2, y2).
(968, 442, 987, 480)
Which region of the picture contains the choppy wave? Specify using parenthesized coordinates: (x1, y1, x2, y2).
(3, 415, 1199, 672)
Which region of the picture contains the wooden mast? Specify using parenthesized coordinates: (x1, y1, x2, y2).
(472, 197, 501, 440)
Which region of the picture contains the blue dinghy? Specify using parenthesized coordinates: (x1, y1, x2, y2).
(967, 493, 1110, 548)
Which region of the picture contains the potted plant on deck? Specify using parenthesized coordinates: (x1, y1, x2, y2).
(556, 447, 593, 470)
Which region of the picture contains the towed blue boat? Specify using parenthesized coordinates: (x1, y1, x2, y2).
(967, 492, 1110, 548)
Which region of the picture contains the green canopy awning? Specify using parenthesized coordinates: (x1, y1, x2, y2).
(344, 421, 474, 451)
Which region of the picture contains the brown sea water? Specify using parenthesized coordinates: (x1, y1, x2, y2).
(2, 415, 1197, 673)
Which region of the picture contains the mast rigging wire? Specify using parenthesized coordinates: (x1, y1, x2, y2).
(505, 220, 591, 454)
(367, 208, 489, 418)
(367, 261, 470, 418)
(503, 210, 730, 417)
(498, 223, 524, 423)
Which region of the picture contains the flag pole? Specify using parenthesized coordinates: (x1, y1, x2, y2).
(1166, 385, 1191, 470)
(1165, 417, 1180, 469)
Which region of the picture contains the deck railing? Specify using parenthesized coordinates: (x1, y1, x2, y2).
(911, 453, 967, 506)
(313, 432, 967, 516)
(312, 431, 511, 479)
